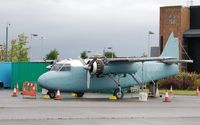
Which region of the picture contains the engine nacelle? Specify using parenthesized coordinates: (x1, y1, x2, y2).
(90, 59, 104, 76)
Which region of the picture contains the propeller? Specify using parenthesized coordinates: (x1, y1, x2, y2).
(79, 57, 97, 89)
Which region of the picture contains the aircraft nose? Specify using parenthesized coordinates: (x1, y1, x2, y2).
(38, 72, 49, 88)
(38, 71, 71, 90)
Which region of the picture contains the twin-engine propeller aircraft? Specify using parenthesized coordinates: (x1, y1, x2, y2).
(38, 33, 193, 99)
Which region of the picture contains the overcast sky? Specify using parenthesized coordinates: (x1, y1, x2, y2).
(0, 0, 200, 60)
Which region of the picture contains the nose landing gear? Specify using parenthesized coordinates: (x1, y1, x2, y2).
(47, 90, 56, 99)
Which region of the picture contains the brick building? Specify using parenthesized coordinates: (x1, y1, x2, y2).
(160, 6, 200, 73)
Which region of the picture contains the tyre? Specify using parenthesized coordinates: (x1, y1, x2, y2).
(113, 88, 124, 99)
(76, 92, 84, 97)
(47, 91, 56, 99)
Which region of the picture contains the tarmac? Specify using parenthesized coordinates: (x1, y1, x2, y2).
(0, 90, 200, 125)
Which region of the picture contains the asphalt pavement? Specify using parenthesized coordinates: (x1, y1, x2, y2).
(0, 90, 200, 125)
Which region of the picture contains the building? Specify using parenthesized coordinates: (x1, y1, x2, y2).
(150, 46, 160, 57)
(160, 5, 200, 73)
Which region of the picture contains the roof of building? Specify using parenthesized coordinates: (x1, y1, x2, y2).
(160, 5, 188, 9)
(183, 29, 200, 38)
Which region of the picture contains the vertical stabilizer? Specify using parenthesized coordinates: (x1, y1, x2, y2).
(160, 33, 179, 59)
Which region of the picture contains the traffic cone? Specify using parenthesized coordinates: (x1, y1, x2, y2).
(16, 82, 19, 92)
(12, 87, 17, 97)
(195, 87, 200, 96)
(163, 90, 170, 102)
(155, 85, 160, 97)
(169, 85, 173, 96)
(55, 90, 62, 100)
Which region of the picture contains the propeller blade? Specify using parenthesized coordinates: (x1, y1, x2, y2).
(79, 57, 87, 65)
(86, 71, 91, 89)
(88, 57, 97, 67)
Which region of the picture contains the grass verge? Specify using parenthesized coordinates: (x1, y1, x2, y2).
(159, 90, 196, 96)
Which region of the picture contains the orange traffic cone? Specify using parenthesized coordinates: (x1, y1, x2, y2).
(16, 82, 19, 92)
(163, 90, 170, 102)
(169, 85, 173, 96)
(12, 87, 17, 97)
(195, 87, 200, 96)
(55, 90, 62, 100)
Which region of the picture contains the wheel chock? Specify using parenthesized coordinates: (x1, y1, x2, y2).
(109, 96, 117, 100)
(71, 93, 77, 97)
(43, 95, 50, 99)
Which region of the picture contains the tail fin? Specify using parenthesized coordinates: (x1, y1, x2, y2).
(160, 32, 179, 59)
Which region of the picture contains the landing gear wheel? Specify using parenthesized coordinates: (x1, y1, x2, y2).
(113, 88, 124, 99)
(76, 92, 84, 97)
(47, 91, 56, 99)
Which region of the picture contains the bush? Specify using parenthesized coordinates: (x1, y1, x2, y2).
(157, 72, 200, 90)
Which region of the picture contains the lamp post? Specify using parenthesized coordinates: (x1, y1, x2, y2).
(86, 50, 91, 58)
(41, 36, 45, 59)
(5, 23, 10, 61)
(30, 33, 38, 60)
(148, 31, 154, 57)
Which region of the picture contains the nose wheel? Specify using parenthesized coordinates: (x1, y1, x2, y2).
(76, 92, 84, 97)
(47, 91, 56, 99)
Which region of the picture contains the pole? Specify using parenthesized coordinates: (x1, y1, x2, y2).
(5, 24, 10, 61)
(30, 34, 38, 60)
(41, 36, 44, 59)
(30, 35, 32, 60)
(148, 33, 150, 57)
(148, 31, 154, 57)
(111, 48, 113, 58)
(103, 47, 105, 56)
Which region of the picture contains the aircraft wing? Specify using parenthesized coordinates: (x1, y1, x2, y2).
(162, 60, 193, 64)
(106, 57, 177, 63)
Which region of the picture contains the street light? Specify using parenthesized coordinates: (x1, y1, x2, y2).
(5, 23, 10, 61)
(86, 50, 91, 58)
(30, 33, 39, 60)
(148, 31, 154, 57)
(40, 36, 45, 59)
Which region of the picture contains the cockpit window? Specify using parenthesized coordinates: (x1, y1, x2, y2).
(60, 64, 71, 71)
(51, 63, 71, 71)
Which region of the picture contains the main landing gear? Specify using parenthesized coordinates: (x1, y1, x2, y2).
(113, 85, 124, 99)
(109, 74, 124, 99)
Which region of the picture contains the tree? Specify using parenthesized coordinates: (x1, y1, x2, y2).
(9, 33, 30, 62)
(80, 51, 88, 59)
(0, 44, 5, 61)
(45, 49, 59, 60)
(104, 51, 117, 58)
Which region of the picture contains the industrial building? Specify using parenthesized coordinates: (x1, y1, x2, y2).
(160, 5, 200, 73)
